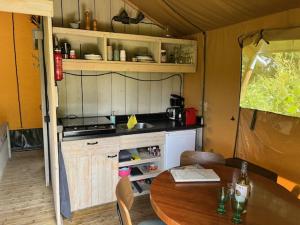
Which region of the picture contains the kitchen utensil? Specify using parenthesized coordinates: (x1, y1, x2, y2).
(69, 21, 80, 29)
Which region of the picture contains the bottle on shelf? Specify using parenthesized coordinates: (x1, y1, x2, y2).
(85, 11, 91, 30)
(234, 161, 250, 213)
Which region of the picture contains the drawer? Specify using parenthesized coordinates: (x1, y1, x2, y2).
(119, 131, 165, 149)
(61, 136, 120, 155)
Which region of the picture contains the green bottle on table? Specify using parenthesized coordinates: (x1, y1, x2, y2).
(235, 161, 250, 213)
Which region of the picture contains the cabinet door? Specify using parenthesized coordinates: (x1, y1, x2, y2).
(92, 151, 119, 206)
(63, 151, 92, 211)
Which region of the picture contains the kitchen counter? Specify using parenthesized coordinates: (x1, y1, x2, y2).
(59, 113, 203, 141)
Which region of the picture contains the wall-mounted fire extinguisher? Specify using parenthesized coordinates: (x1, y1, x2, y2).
(54, 48, 63, 81)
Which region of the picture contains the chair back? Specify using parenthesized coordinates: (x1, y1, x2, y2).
(180, 151, 225, 166)
(291, 185, 300, 199)
(225, 158, 278, 182)
(116, 176, 134, 225)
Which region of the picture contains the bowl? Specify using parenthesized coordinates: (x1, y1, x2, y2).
(119, 167, 131, 177)
(70, 22, 80, 29)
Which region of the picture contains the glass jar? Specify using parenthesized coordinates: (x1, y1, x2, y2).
(161, 50, 167, 63)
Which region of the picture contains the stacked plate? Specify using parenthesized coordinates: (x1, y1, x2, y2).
(84, 54, 102, 60)
(136, 55, 154, 63)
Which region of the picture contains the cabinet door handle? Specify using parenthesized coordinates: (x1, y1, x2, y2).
(87, 141, 98, 145)
(107, 154, 117, 158)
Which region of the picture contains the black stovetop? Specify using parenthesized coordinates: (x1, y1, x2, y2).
(59, 116, 115, 137)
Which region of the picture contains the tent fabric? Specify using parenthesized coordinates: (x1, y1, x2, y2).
(237, 28, 300, 183)
(236, 109, 300, 184)
(127, 0, 300, 35)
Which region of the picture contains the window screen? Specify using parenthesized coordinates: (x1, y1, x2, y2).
(240, 40, 300, 118)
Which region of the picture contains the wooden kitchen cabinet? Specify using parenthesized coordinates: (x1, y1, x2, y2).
(62, 150, 92, 211)
(91, 150, 119, 205)
(61, 137, 119, 211)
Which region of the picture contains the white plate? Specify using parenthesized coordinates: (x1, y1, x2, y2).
(136, 55, 153, 60)
(84, 54, 102, 60)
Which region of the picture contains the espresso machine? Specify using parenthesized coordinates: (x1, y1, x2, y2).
(166, 94, 185, 121)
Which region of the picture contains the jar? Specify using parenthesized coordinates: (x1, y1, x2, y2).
(113, 48, 120, 61)
(69, 50, 76, 59)
(120, 49, 126, 62)
(161, 49, 167, 63)
(107, 46, 113, 61)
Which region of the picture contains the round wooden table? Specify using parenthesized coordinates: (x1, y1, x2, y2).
(150, 165, 300, 225)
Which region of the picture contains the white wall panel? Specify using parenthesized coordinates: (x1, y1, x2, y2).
(97, 73, 112, 115)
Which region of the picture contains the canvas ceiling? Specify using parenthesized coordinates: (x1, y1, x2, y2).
(127, 0, 300, 35)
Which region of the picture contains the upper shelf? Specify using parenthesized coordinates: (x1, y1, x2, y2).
(53, 27, 197, 73)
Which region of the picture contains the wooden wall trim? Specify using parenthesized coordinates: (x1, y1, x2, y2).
(0, 0, 53, 17)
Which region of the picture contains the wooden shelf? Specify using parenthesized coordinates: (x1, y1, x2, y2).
(53, 27, 195, 45)
(53, 27, 197, 73)
(62, 59, 196, 73)
(132, 182, 151, 197)
(129, 170, 162, 182)
(119, 156, 161, 167)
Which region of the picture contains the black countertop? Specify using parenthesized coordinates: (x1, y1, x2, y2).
(59, 113, 203, 141)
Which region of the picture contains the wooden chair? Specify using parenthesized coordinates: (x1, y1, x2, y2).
(116, 176, 165, 225)
(180, 150, 225, 166)
(225, 157, 278, 182)
(291, 185, 300, 199)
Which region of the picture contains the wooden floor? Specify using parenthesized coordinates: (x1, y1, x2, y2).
(0, 150, 158, 225)
(64, 194, 158, 225)
(0, 150, 56, 225)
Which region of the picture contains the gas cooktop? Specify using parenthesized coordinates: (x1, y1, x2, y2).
(60, 116, 116, 137)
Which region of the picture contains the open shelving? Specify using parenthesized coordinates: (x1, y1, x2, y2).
(52, 27, 197, 73)
(118, 145, 163, 196)
(132, 180, 151, 197)
(119, 156, 161, 167)
(128, 168, 162, 182)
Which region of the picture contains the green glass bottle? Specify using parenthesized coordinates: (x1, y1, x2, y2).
(234, 161, 250, 213)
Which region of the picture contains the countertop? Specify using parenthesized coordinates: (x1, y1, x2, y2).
(58, 113, 203, 141)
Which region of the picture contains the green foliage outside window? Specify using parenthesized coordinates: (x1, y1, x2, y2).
(240, 48, 300, 118)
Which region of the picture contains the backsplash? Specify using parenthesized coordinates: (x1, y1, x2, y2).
(57, 72, 182, 117)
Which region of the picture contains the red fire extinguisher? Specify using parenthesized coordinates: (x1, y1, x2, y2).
(54, 48, 63, 81)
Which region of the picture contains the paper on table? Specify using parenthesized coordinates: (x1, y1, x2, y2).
(170, 168, 220, 182)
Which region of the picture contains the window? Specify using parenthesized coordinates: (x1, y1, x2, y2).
(240, 40, 300, 118)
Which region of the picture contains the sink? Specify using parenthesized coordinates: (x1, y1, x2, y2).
(117, 122, 154, 130)
(134, 122, 154, 129)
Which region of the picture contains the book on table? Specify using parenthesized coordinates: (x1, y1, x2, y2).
(170, 166, 220, 182)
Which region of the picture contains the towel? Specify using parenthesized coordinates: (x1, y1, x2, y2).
(58, 143, 71, 219)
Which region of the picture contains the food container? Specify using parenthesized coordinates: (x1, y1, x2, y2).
(107, 46, 113, 61)
(161, 49, 167, 63)
(120, 49, 126, 61)
(69, 50, 76, 59)
(119, 167, 131, 177)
